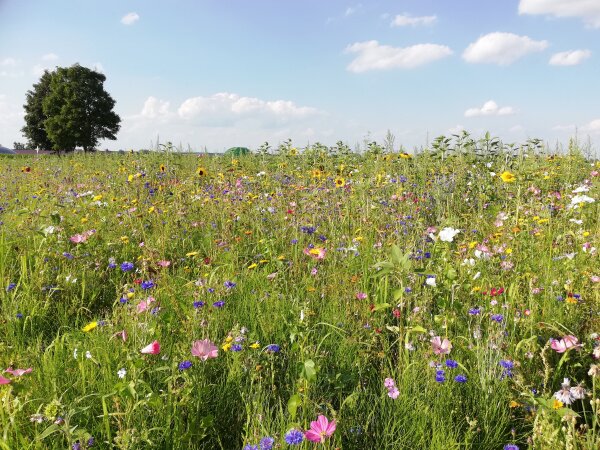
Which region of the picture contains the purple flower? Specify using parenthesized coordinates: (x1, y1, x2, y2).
(224, 281, 236, 289)
(87, 437, 95, 447)
(120, 262, 134, 272)
(284, 429, 304, 445)
(231, 344, 242, 352)
(491, 314, 504, 323)
(259, 437, 274, 450)
(63, 252, 74, 260)
(178, 360, 192, 371)
(499, 360, 514, 369)
(193, 301, 205, 309)
(468, 307, 481, 315)
(266, 344, 280, 353)
(504, 445, 519, 450)
(435, 370, 446, 383)
(243, 445, 258, 450)
(16, 312, 23, 319)
(141, 280, 155, 290)
(454, 374, 467, 383)
(445, 359, 458, 369)
(212, 300, 225, 308)
(6, 282, 16, 292)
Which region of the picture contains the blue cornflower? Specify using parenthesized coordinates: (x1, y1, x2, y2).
(424, 252, 431, 258)
(500, 360, 514, 379)
(266, 344, 280, 353)
(445, 359, 458, 369)
(63, 252, 74, 260)
(120, 262, 134, 272)
(16, 312, 23, 319)
(178, 360, 192, 371)
(151, 307, 160, 315)
(87, 437, 95, 447)
(468, 307, 481, 315)
(491, 314, 504, 323)
(141, 280, 155, 290)
(435, 370, 446, 383)
(318, 234, 327, 242)
(291, 238, 298, 244)
(213, 300, 225, 308)
(300, 226, 316, 234)
(108, 262, 117, 269)
(404, 287, 412, 293)
(231, 344, 242, 352)
(193, 301, 205, 309)
(224, 281, 236, 289)
(454, 374, 468, 383)
(207, 287, 215, 293)
(119, 296, 128, 304)
(243, 445, 258, 450)
(284, 429, 304, 445)
(6, 282, 16, 292)
(72, 442, 81, 450)
(503, 445, 519, 450)
(499, 360, 514, 369)
(259, 437, 274, 450)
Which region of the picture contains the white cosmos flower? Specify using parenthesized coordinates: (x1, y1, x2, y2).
(425, 277, 436, 287)
(117, 368, 127, 379)
(569, 195, 595, 208)
(439, 227, 461, 242)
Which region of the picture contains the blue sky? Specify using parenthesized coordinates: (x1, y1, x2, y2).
(1, 0, 599, 151)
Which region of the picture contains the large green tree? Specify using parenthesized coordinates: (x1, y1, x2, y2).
(22, 64, 121, 152)
(21, 70, 54, 150)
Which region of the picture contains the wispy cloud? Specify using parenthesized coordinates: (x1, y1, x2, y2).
(121, 12, 140, 25)
(345, 40, 452, 72)
(549, 49, 591, 66)
(519, 0, 600, 28)
(42, 53, 58, 61)
(391, 13, 437, 27)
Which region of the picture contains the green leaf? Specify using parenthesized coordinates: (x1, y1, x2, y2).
(37, 424, 60, 441)
(301, 359, 317, 383)
(287, 394, 301, 420)
(373, 303, 391, 312)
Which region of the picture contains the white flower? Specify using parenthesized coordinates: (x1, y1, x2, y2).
(569, 384, 586, 400)
(569, 195, 595, 208)
(117, 368, 127, 379)
(85, 350, 92, 359)
(73, 348, 78, 359)
(439, 227, 461, 242)
(572, 186, 589, 193)
(425, 277, 436, 287)
(569, 219, 583, 225)
(554, 378, 575, 405)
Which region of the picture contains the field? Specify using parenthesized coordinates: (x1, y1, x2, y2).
(0, 145, 599, 449)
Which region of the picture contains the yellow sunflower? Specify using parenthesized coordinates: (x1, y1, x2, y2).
(334, 177, 345, 188)
(196, 167, 207, 176)
(500, 171, 516, 183)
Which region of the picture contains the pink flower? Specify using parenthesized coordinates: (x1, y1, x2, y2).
(304, 415, 336, 443)
(551, 335, 581, 353)
(356, 292, 367, 300)
(137, 296, 156, 314)
(0, 375, 11, 385)
(431, 336, 452, 355)
(69, 229, 96, 244)
(141, 340, 161, 354)
(191, 339, 218, 361)
(157, 260, 171, 268)
(112, 330, 128, 342)
(4, 367, 32, 377)
(303, 247, 327, 260)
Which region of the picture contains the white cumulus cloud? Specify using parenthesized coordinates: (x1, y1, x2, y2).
(141, 97, 171, 119)
(391, 14, 437, 27)
(1, 57, 18, 67)
(345, 40, 452, 72)
(582, 119, 600, 133)
(549, 49, 591, 66)
(463, 32, 548, 65)
(465, 100, 515, 118)
(519, 0, 600, 28)
(121, 12, 140, 25)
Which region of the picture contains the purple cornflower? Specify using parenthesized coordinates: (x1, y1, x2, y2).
(231, 344, 242, 352)
(224, 280, 236, 289)
(6, 282, 16, 291)
(120, 262, 134, 272)
(16, 312, 23, 319)
(259, 437, 274, 450)
(178, 360, 192, 371)
(435, 370, 446, 383)
(243, 445, 258, 450)
(212, 300, 225, 308)
(284, 429, 304, 445)
(445, 359, 458, 369)
(454, 374, 467, 383)
(266, 344, 280, 353)
(504, 445, 519, 450)
(87, 437, 95, 447)
(63, 252, 74, 260)
(468, 307, 481, 315)
(193, 301, 205, 309)
(491, 314, 504, 323)
(72, 442, 81, 450)
(141, 280, 155, 290)
(500, 360, 514, 379)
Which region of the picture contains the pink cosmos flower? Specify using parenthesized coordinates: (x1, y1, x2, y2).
(4, 367, 32, 377)
(137, 296, 156, 314)
(550, 335, 581, 353)
(356, 292, 367, 300)
(191, 339, 218, 361)
(141, 340, 161, 354)
(304, 415, 336, 443)
(0, 375, 11, 384)
(69, 229, 96, 244)
(431, 336, 452, 355)
(157, 260, 171, 268)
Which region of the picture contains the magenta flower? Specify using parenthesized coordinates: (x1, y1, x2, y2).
(304, 415, 336, 443)
(431, 336, 452, 355)
(140, 340, 161, 354)
(550, 335, 581, 353)
(0, 375, 11, 384)
(4, 367, 32, 377)
(137, 296, 156, 314)
(191, 339, 218, 361)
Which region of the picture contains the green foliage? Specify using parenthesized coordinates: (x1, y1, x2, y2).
(21, 70, 54, 151)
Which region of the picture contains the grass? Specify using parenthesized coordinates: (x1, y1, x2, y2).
(0, 143, 599, 449)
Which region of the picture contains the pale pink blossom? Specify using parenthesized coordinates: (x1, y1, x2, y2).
(0, 375, 11, 384)
(137, 296, 156, 313)
(4, 367, 32, 377)
(191, 339, 218, 361)
(303, 247, 326, 260)
(550, 335, 581, 353)
(157, 260, 171, 268)
(431, 336, 452, 355)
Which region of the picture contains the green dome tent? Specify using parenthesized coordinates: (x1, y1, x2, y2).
(225, 146, 251, 156)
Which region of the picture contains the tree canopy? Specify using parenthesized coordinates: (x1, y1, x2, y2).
(22, 64, 121, 152)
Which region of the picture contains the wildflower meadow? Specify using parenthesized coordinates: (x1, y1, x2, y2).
(0, 140, 599, 449)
